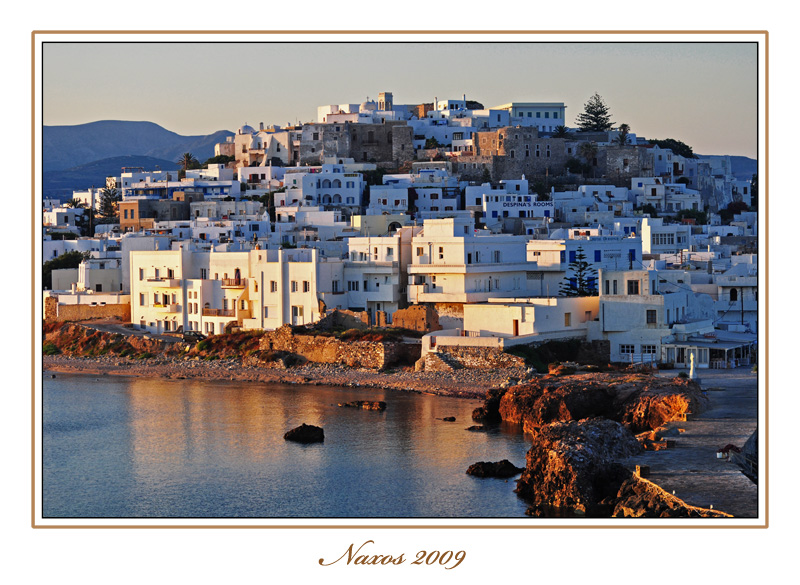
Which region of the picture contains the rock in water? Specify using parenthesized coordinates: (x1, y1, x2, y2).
(471, 387, 507, 423)
(284, 423, 324, 443)
(337, 400, 387, 411)
(441, 416, 456, 422)
(466, 460, 523, 478)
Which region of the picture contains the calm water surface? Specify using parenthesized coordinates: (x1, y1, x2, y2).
(43, 372, 531, 518)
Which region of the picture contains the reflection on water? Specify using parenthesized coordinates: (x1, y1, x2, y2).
(43, 372, 531, 518)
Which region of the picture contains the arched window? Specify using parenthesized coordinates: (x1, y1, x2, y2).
(730, 288, 738, 302)
(333, 194, 342, 204)
(322, 179, 331, 188)
(332, 179, 341, 188)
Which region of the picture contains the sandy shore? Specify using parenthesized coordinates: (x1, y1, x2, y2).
(43, 355, 528, 399)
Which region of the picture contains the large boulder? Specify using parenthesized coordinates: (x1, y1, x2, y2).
(499, 378, 616, 433)
(284, 423, 324, 443)
(497, 373, 707, 434)
(515, 418, 641, 517)
(471, 387, 507, 423)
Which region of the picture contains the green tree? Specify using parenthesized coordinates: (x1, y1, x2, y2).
(43, 251, 90, 290)
(98, 187, 119, 219)
(424, 137, 441, 149)
(480, 167, 492, 183)
(578, 142, 598, 178)
(559, 246, 598, 297)
(640, 203, 659, 218)
(615, 123, 631, 146)
(532, 181, 550, 200)
(177, 152, 200, 178)
(719, 201, 750, 223)
(750, 173, 758, 210)
(576, 93, 613, 132)
(553, 125, 570, 138)
(204, 154, 235, 166)
(64, 198, 85, 209)
(565, 157, 584, 174)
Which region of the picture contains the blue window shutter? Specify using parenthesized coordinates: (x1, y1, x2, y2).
(560, 251, 565, 263)
(594, 250, 601, 262)
(569, 251, 576, 263)
(629, 249, 636, 262)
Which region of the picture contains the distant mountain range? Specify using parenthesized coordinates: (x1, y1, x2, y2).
(697, 155, 758, 182)
(42, 120, 234, 199)
(43, 155, 180, 200)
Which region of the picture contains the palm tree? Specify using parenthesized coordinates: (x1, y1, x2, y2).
(578, 141, 598, 178)
(615, 123, 631, 146)
(553, 125, 569, 139)
(64, 198, 86, 209)
(177, 152, 199, 177)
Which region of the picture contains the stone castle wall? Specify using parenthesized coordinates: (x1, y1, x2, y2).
(44, 296, 131, 323)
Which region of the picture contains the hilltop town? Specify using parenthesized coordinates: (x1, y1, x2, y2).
(42, 92, 758, 376)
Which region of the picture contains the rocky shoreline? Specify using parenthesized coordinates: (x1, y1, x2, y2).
(43, 354, 526, 399)
(471, 372, 733, 517)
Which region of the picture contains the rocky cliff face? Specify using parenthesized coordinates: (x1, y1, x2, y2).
(515, 417, 731, 518)
(515, 418, 641, 516)
(478, 372, 720, 517)
(612, 475, 731, 518)
(43, 322, 180, 358)
(498, 373, 707, 434)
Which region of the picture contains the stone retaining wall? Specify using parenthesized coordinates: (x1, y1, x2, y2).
(259, 325, 420, 369)
(436, 345, 526, 370)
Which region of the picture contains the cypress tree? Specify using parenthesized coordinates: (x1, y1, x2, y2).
(577, 93, 613, 132)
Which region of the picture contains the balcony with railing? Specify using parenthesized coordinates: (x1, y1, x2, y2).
(221, 278, 247, 288)
(202, 308, 235, 317)
(146, 278, 181, 288)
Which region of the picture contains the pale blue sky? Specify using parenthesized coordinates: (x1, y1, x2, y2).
(43, 41, 758, 158)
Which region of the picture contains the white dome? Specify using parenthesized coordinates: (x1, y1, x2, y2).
(238, 124, 256, 135)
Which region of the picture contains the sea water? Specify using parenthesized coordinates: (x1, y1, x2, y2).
(42, 372, 531, 518)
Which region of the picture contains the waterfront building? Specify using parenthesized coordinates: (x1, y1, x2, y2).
(587, 268, 716, 366)
(129, 246, 345, 335)
(406, 217, 532, 327)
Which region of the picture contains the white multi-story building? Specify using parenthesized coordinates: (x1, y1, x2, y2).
(587, 268, 716, 365)
(640, 217, 693, 255)
(123, 175, 241, 201)
(525, 233, 644, 296)
(43, 206, 85, 234)
(632, 177, 702, 215)
(281, 164, 365, 212)
(491, 102, 567, 133)
(129, 246, 347, 335)
(406, 218, 532, 322)
(465, 179, 556, 223)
